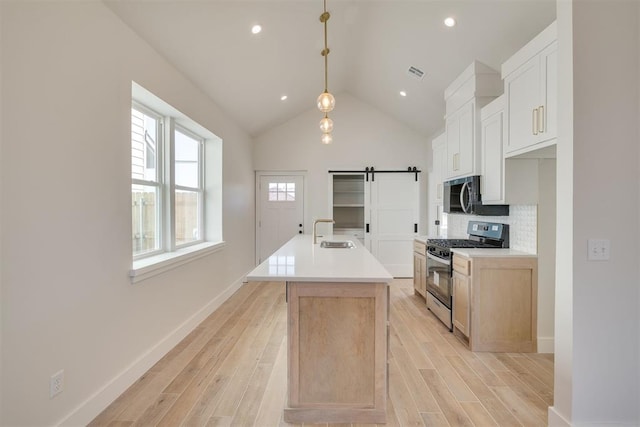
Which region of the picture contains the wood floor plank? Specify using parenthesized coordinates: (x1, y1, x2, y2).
(88, 372, 158, 426)
(158, 285, 283, 426)
(494, 354, 554, 404)
(421, 342, 477, 402)
(131, 393, 178, 426)
(90, 280, 554, 427)
(491, 386, 547, 427)
(494, 370, 554, 410)
(420, 411, 451, 426)
(387, 357, 427, 426)
(253, 340, 288, 427)
(419, 369, 474, 427)
(458, 401, 499, 427)
(211, 294, 283, 418)
(389, 325, 440, 412)
(511, 355, 554, 389)
(445, 355, 521, 426)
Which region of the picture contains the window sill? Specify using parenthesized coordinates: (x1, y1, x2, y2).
(130, 241, 225, 284)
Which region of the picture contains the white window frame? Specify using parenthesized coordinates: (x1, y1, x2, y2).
(130, 82, 224, 283)
(132, 102, 165, 259)
(173, 125, 205, 249)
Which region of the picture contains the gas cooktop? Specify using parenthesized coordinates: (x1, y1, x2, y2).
(426, 238, 496, 249)
(427, 221, 510, 252)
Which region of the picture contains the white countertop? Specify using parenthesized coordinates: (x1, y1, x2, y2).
(246, 234, 393, 283)
(451, 248, 537, 258)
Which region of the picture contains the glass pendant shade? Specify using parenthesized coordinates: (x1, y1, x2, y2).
(321, 132, 333, 145)
(319, 116, 334, 133)
(317, 91, 335, 113)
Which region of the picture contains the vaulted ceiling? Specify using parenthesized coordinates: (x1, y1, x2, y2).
(105, 1, 556, 139)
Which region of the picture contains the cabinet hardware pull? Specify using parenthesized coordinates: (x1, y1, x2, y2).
(366, 223, 370, 233)
(414, 223, 418, 233)
(539, 105, 545, 133)
(532, 108, 538, 135)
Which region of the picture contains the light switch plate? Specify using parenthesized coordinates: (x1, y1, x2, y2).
(588, 239, 610, 261)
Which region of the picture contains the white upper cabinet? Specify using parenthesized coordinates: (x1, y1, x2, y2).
(480, 95, 505, 203)
(502, 21, 557, 157)
(481, 95, 540, 205)
(444, 61, 502, 179)
(431, 133, 446, 205)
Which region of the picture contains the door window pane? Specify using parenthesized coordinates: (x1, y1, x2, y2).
(268, 182, 296, 202)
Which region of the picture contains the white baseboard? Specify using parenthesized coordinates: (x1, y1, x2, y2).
(537, 336, 555, 353)
(58, 276, 245, 427)
(548, 406, 571, 426)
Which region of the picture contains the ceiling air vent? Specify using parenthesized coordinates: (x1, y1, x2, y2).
(407, 66, 425, 80)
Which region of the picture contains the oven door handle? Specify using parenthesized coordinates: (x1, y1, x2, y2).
(427, 252, 451, 266)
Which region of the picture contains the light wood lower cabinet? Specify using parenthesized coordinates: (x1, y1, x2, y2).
(452, 254, 538, 352)
(413, 240, 427, 298)
(452, 270, 470, 336)
(285, 281, 388, 424)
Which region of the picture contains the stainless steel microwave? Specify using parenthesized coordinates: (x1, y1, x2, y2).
(443, 175, 509, 216)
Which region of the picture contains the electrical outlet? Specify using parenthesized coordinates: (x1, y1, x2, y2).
(50, 370, 64, 398)
(588, 238, 610, 261)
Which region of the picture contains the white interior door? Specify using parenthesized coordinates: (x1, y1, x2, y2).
(256, 174, 304, 264)
(368, 173, 418, 277)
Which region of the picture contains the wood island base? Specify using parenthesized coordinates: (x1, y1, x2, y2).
(284, 281, 388, 424)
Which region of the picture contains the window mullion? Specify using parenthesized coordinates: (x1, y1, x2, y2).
(164, 117, 176, 252)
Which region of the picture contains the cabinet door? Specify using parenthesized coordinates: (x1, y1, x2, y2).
(504, 55, 540, 154)
(446, 101, 475, 179)
(413, 252, 427, 298)
(432, 134, 446, 204)
(481, 106, 504, 204)
(452, 271, 470, 337)
(539, 41, 557, 143)
(457, 101, 475, 177)
(445, 114, 460, 178)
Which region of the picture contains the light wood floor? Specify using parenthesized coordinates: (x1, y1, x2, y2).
(89, 279, 554, 426)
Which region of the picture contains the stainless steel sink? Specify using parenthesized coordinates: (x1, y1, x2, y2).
(320, 240, 355, 249)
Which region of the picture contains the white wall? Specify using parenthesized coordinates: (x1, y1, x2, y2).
(551, 1, 640, 425)
(0, 2, 255, 426)
(537, 159, 556, 354)
(253, 93, 428, 234)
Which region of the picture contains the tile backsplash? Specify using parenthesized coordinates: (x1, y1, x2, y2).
(443, 205, 537, 253)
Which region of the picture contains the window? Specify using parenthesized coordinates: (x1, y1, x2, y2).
(174, 127, 203, 246)
(130, 82, 223, 282)
(131, 105, 162, 256)
(268, 182, 296, 201)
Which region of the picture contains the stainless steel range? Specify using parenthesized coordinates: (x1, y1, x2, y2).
(426, 221, 509, 331)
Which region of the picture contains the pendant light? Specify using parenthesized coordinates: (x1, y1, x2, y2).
(317, 0, 334, 143)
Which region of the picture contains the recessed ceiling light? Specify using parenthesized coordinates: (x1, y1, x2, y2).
(444, 17, 456, 27)
(399, 91, 407, 97)
(280, 95, 288, 101)
(251, 24, 262, 34)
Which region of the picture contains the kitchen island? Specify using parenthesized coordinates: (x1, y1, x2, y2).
(247, 234, 393, 424)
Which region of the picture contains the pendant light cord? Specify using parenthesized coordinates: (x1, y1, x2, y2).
(322, 0, 329, 92)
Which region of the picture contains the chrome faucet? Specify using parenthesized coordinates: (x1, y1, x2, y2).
(313, 218, 335, 244)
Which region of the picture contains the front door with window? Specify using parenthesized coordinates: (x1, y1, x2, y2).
(256, 174, 304, 264)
